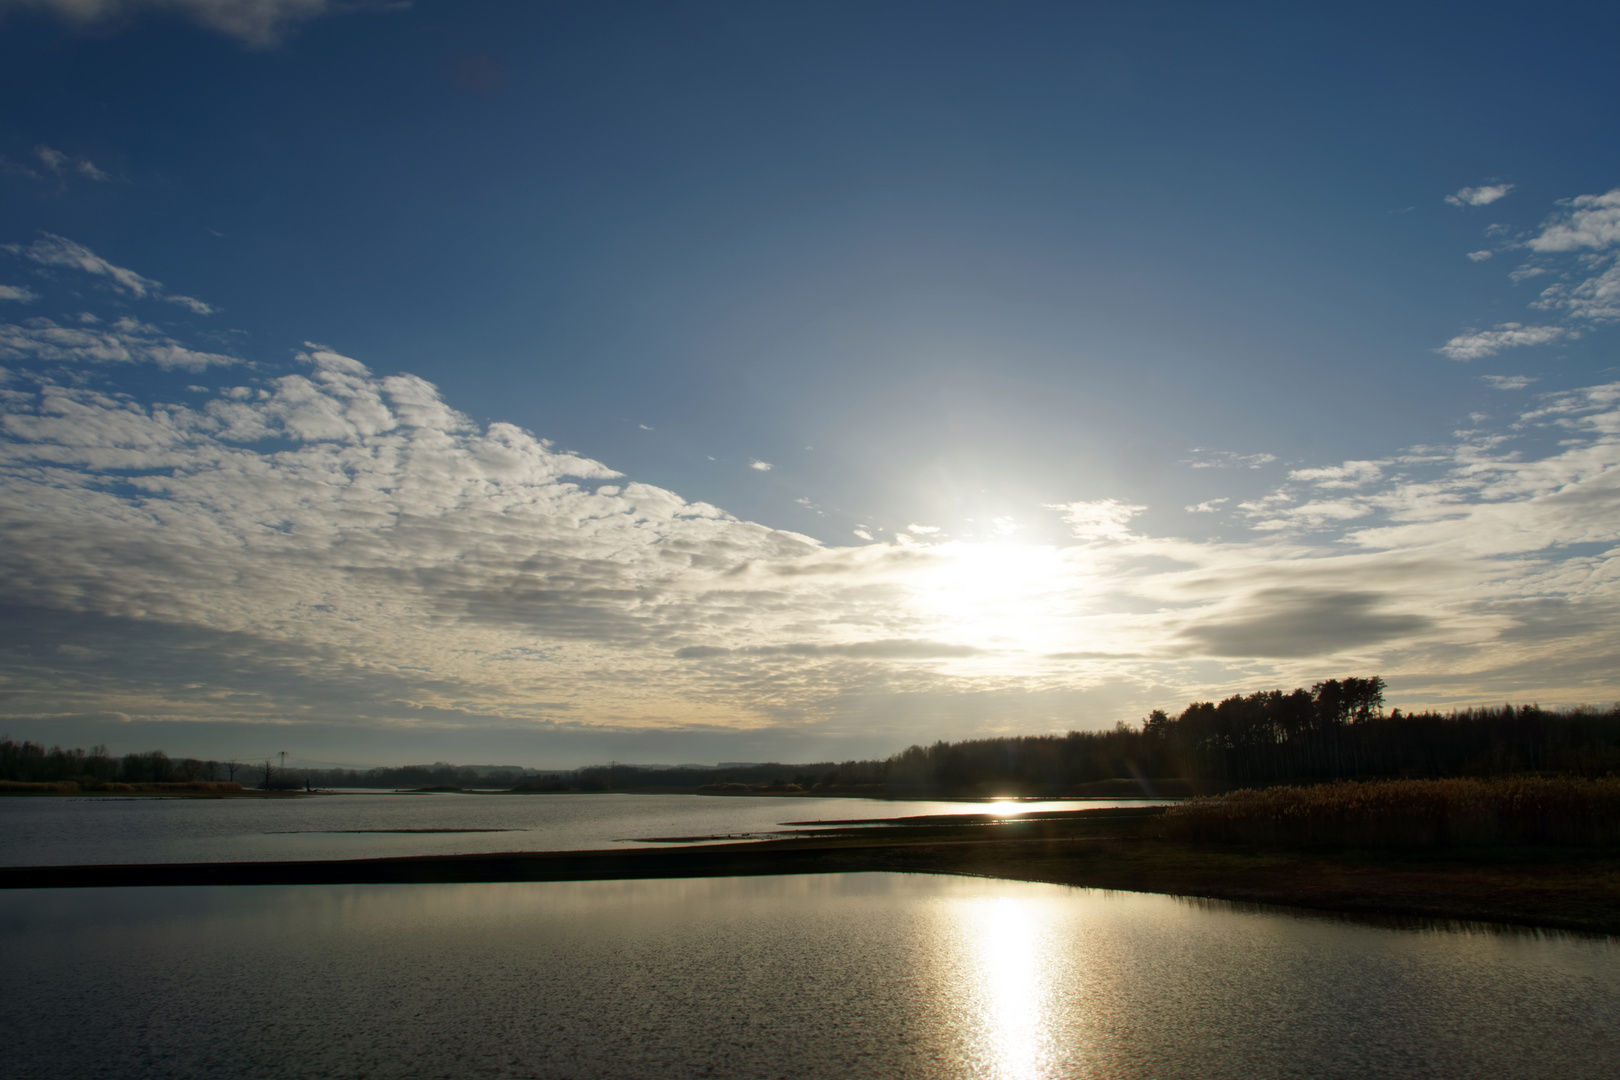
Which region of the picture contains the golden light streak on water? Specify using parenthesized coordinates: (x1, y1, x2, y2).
(950, 894, 1059, 1080)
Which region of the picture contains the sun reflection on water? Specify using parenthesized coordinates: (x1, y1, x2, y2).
(951, 894, 1058, 1080)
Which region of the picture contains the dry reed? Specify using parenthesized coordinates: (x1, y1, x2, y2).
(1162, 776, 1620, 848)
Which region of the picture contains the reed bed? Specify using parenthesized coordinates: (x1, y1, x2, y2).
(1162, 776, 1620, 848)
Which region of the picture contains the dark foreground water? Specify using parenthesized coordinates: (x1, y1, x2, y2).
(3, 874, 1615, 1079)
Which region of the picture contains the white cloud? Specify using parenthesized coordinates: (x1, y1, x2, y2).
(1481, 374, 1537, 390)
(906, 523, 940, 535)
(26, 234, 162, 298)
(1185, 499, 1227, 513)
(1045, 498, 1144, 541)
(1527, 189, 1620, 253)
(1183, 448, 1277, 470)
(1287, 460, 1385, 487)
(3, 0, 361, 48)
(0, 286, 39, 303)
(33, 145, 110, 182)
(166, 294, 217, 316)
(17, 233, 222, 317)
(1445, 183, 1514, 208)
(853, 528, 873, 541)
(1534, 262, 1620, 323)
(0, 315, 239, 370)
(749, 459, 772, 471)
(1466, 250, 1493, 262)
(1509, 264, 1552, 283)
(1436, 322, 1566, 361)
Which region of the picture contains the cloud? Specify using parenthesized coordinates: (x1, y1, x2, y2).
(1466, 250, 1493, 262)
(1527, 189, 1620, 253)
(33, 145, 110, 182)
(25, 234, 162, 297)
(5, 280, 1620, 752)
(1046, 498, 1144, 540)
(1180, 589, 1433, 658)
(1286, 460, 1385, 487)
(166, 294, 217, 316)
(749, 460, 772, 471)
(1185, 499, 1227, 513)
(0, 156, 42, 180)
(1481, 375, 1537, 391)
(1182, 448, 1276, 470)
(2, 0, 372, 48)
(1445, 183, 1514, 208)
(906, 523, 940, 535)
(16, 233, 219, 317)
(0, 315, 239, 370)
(676, 639, 986, 661)
(1434, 188, 1620, 359)
(1435, 323, 1566, 361)
(1534, 263, 1620, 323)
(0, 285, 39, 303)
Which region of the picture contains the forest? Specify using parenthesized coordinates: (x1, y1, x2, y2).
(5, 677, 1620, 795)
(557, 678, 1620, 796)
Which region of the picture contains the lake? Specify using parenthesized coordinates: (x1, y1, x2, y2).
(3, 873, 1614, 1079)
(0, 791, 1157, 865)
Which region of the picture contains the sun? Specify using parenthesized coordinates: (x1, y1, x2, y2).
(910, 541, 1084, 658)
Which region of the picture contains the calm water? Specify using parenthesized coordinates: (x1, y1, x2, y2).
(0, 793, 1157, 865)
(3, 873, 1614, 1079)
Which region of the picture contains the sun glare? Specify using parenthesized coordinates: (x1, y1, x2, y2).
(911, 542, 1082, 658)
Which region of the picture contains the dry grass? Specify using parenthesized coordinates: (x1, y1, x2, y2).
(1162, 776, 1620, 848)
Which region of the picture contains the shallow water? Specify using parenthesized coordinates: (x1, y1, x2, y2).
(0, 792, 1157, 865)
(3, 873, 1614, 1079)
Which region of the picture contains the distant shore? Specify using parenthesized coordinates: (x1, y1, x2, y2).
(5, 810, 1617, 936)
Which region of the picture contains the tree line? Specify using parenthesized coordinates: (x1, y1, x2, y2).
(842, 678, 1620, 796)
(297, 763, 543, 789)
(7, 677, 1619, 794)
(532, 677, 1620, 796)
(0, 741, 256, 786)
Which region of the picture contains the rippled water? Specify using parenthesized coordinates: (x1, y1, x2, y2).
(3, 873, 1614, 1079)
(0, 793, 1155, 865)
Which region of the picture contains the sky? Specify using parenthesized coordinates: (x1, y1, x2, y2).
(1, 0, 1618, 768)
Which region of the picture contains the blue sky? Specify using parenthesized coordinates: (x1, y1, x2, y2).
(2, 1, 1618, 767)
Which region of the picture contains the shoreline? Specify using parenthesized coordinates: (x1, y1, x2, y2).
(5, 832, 1617, 937)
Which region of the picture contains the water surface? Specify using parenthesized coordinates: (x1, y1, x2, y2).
(0, 792, 1155, 865)
(4, 873, 1613, 1079)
